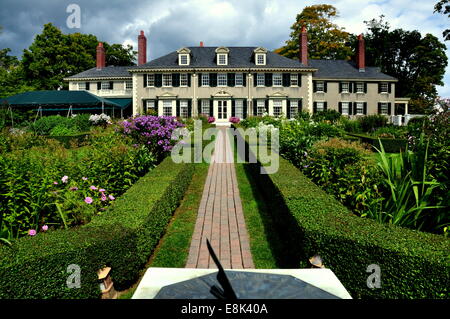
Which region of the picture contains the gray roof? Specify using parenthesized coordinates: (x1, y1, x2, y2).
(130, 47, 311, 70)
(309, 59, 397, 81)
(67, 66, 132, 79)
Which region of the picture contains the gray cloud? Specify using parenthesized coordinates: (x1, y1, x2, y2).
(0, 0, 449, 96)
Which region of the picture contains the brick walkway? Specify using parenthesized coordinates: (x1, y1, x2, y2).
(185, 127, 254, 269)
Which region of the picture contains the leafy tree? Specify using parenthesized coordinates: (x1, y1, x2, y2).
(364, 16, 448, 113)
(275, 4, 354, 60)
(21, 23, 136, 90)
(434, 0, 450, 40)
(0, 49, 35, 98)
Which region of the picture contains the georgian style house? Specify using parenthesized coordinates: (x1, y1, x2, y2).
(66, 29, 409, 122)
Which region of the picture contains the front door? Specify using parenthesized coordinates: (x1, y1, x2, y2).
(217, 100, 228, 120)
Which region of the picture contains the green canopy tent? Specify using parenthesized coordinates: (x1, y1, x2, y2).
(1, 90, 131, 124)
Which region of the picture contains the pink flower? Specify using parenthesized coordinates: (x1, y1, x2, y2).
(101, 193, 107, 201)
(90, 186, 98, 190)
(61, 176, 69, 183)
(28, 229, 36, 236)
(53, 181, 58, 185)
(108, 195, 115, 201)
(99, 189, 106, 193)
(82, 177, 88, 181)
(69, 186, 78, 191)
(42, 225, 48, 231)
(84, 197, 93, 204)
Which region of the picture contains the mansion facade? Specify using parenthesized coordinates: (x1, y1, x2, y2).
(66, 30, 409, 122)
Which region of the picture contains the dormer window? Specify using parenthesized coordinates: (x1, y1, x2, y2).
(254, 47, 268, 66)
(215, 47, 230, 66)
(177, 47, 191, 66)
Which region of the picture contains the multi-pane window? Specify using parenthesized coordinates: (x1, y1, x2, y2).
(235, 100, 244, 118)
(257, 73, 265, 87)
(180, 73, 188, 87)
(273, 100, 283, 117)
(257, 100, 265, 116)
(316, 102, 325, 112)
(341, 102, 350, 115)
(147, 74, 155, 87)
(218, 54, 227, 65)
(218, 73, 227, 87)
(202, 73, 210, 86)
(290, 100, 299, 118)
(356, 82, 364, 93)
(78, 82, 87, 90)
(256, 54, 265, 65)
(380, 103, 389, 115)
(235, 73, 244, 86)
(380, 83, 389, 93)
(290, 74, 299, 86)
(180, 100, 188, 118)
(162, 74, 172, 87)
(146, 100, 155, 113)
(341, 82, 350, 93)
(101, 82, 111, 90)
(163, 100, 173, 116)
(356, 102, 364, 115)
(201, 100, 210, 115)
(316, 81, 325, 92)
(179, 54, 189, 65)
(273, 73, 282, 87)
(125, 80, 133, 90)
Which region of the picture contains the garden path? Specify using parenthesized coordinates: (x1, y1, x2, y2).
(185, 127, 254, 269)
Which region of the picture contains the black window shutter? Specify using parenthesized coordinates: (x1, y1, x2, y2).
(265, 99, 269, 113)
(339, 82, 343, 93)
(188, 100, 192, 117)
(324, 102, 328, 111)
(253, 73, 257, 87)
(187, 74, 191, 87)
(353, 103, 357, 115)
(388, 103, 392, 115)
(173, 73, 180, 87)
(287, 100, 291, 119)
(298, 74, 302, 87)
(313, 102, 317, 113)
(388, 83, 392, 93)
(198, 100, 202, 115)
(253, 99, 257, 116)
(363, 102, 367, 115)
(349, 82, 354, 93)
(265, 73, 272, 87)
(228, 73, 235, 87)
(313, 81, 317, 92)
(378, 103, 381, 114)
(364, 82, 368, 93)
(299, 99, 303, 111)
(324, 82, 328, 93)
(231, 100, 235, 117)
(142, 99, 146, 114)
(209, 99, 213, 117)
(108, 81, 113, 90)
(378, 83, 382, 93)
(86, 82, 90, 90)
(283, 73, 290, 87)
(243, 74, 247, 87)
(210, 73, 217, 87)
(243, 100, 247, 118)
(97, 82, 101, 90)
(155, 74, 162, 87)
(143, 74, 147, 87)
(338, 102, 342, 113)
(198, 73, 202, 87)
(176, 100, 180, 117)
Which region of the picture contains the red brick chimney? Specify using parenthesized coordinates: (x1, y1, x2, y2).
(200, 41, 204, 47)
(299, 26, 308, 66)
(96, 42, 105, 69)
(356, 34, 365, 72)
(138, 30, 147, 65)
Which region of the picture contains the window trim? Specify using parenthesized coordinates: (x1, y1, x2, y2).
(179, 54, 189, 66)
(235, 99, 244, 118)
(235, 73, 244, 87)
(356, 102, 365, 115)
(341, 102, 350, 115)
(256, 54, 266, 65)
(356, 82, 365, 94)
(273, 99, 283, 117)
(256, 100, 265, 116)
(201, 99, 210, 115)
(78, 82, 87, 91)
(146, 100, 155, 112)
(256, 73, 265, 87)
(380, 102, 389, 115)
(125, 80, 133, 91)
(147, 74, 155, 87)
(217, 73, 227, 87)
(217, 54, 228, 66)
(162, 100, 173, 117)
(380, 82, 389, 94)
(316, 101, 325, 112)
(316, 81, 325, 93)
(180, 100, 189, 118)
(202, 73, 210, 87)
(273, 73, 282, 87)
(101, 81, 111, 90)
(180, 73, 188, 87)
(341, 82, 350, 93)
(162, 74, 172, 87)
(290, 74, 299, 87)
(290, 99, 299, 117)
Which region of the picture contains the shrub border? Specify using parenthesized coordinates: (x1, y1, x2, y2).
(346, 132, 407, 153)
(0, 157, 194, 299)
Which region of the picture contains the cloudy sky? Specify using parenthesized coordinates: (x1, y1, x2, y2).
(1, 0, 449, 96)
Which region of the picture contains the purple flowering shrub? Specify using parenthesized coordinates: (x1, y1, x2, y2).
(207, 116, 215, 124)
(229, 117, 240, 124)
(121, 115, 185, 160)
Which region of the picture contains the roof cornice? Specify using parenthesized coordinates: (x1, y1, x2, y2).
(64, 76, 132, 81)
(312, 77, 398, 82)
(128, 67, 317, 73)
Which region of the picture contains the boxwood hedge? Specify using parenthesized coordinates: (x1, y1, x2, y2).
(234, 130, 449, 299)
(346, 133, 407, 153)
(0, 157, 194, 299)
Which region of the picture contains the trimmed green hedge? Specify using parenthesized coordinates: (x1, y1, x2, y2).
(234, 130, 449, 299)
(0, 157, 194, 298)
(45, 133, 90, 148)
(346, 133, 407, 153)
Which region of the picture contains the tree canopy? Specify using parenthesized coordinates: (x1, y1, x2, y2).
(275, 4, 354, 60)
(434, 0, 450, 40)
